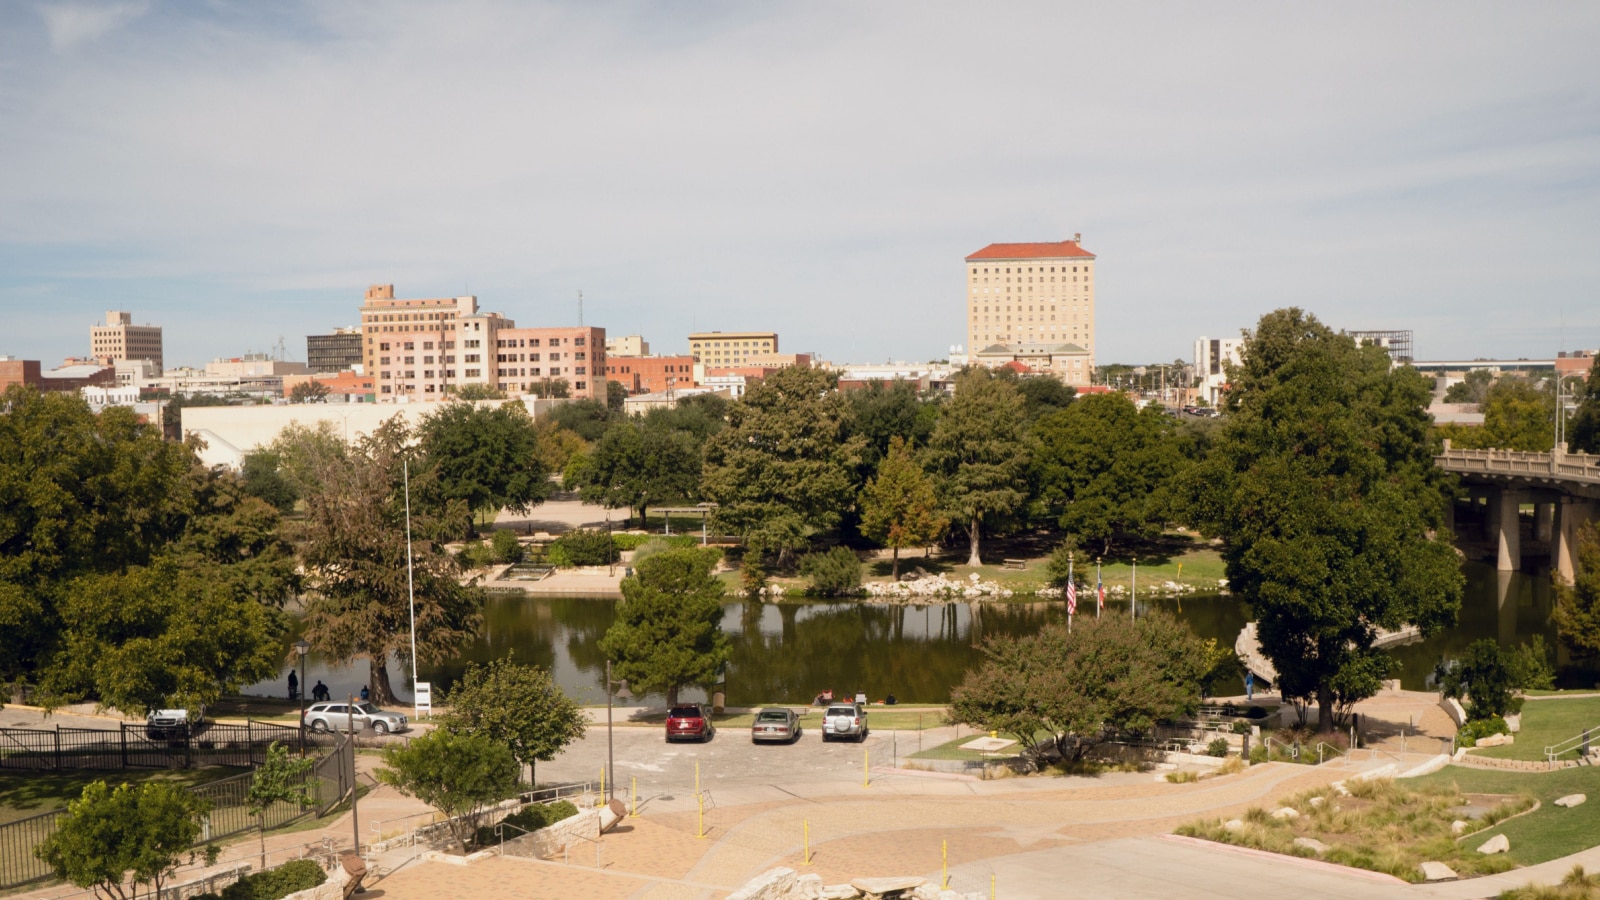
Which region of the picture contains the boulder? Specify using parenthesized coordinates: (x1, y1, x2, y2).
(1270, 807, 1300, 820)
(1450, 820, 1469, 836)
(1475, 733, 1509, 748)
(1223, 819, 1245, 832)
(1418, 862, 1459, 882)
(820, 885, 860, 900)
(1555, 794, 1587, 809)
(1293, 837, 1329, 854)
(1504, 713, 1521, 733)
(1308, 797, 1325, 808)
(910, 885, 942, 900)
(1477, 834, 1510, 855)
(792, 874, 823, 900)
(729, 868, 798, 900)
(852, 876, 926, 899)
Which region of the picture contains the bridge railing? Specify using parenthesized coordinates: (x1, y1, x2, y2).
(1435, 446, 1600, 484)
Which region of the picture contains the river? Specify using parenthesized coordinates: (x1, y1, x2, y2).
(251, 558, 1595, 708)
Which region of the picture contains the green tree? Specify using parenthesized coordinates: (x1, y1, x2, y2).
(599, 548, 730, 705)
(648, 393, 730, 441)
(1567, 356, 1600, 454)
(534, 419, 588, 476)
(566, 418, 701, 525)
(949, 612, 1206, 766)
(1182, 309, 1463, 732)
(1554, 520, 1600, 658)
(858, 436, 947, 578)
(923, 369, 1030, 566)
(452, 383, 506, 401)
(376, 729, 520, 850)
(439, 656, 587, 783)
(846, 380, 937, 474)
(1438, 639, 1515, 720)
(1033, 392, 1185, 555)
(1479, 376, 1554, 451)
(702, 367, 864, 565)
(1505, 635, 1556, 691)
(298, 420, 485, 704)
(287, 381, 330, 404)
(417, 401, 549, 533)
(1009, 373, 1077, 422)
(35, 780, 217, 900)
(526, 379, 570, 399)
(547, 398, 614, 441)
(798, 547, 863, 597)
(265, 420, 348, 501)
(245, 743, 315, 871)
(606, 379, 628, 412)
(1442, 369, 1494, 405)
(239, 449, 298, 511)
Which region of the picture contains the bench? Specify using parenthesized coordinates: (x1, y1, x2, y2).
(1002, 558, 1027, 570)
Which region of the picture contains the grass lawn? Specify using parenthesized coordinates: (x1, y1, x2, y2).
(910, 731, 1042, 761)
(1472, 696, 1600, 762)
(0, 767, 244, 824)
(1407, 765, 1600, 865)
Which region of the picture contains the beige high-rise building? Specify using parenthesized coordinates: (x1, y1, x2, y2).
(964, 237, 1096, 385)
(358, 284, 512, 401)
(90, 310, 164, 371)
(688, 331, 778, 367)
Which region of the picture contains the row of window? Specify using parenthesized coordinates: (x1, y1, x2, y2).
(366, 312, 455, 322)
(495, 336, 588, 348)
(608, 364, 690, 374)
(379, 356, 457, 365)
(691, 340, 771, 348)
(378, 341, 454, 352)
(497, 352, 582, 363)
(496, 367, 585, 377)
(970, 265, 1088, 274)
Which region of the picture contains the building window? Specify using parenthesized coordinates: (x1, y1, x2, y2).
(574, 337, 586, 346)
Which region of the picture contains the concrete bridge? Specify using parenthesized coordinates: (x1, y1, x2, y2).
(1436, 443, 1600, 580)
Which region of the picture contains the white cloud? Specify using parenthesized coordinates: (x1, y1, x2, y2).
(36, 1, 146, 51)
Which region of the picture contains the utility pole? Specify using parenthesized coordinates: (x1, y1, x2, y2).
(578, 290, 584, 327)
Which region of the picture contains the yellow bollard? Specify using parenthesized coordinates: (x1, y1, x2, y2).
(991, 873, 996, 899)
(803, 819, 811, 865)
(630, 776, 638, 818)
(695, 760, 700, 796)
(942, 839, 949, 889)
(697, 791, 705, 839)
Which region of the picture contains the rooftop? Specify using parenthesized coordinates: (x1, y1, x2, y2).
(966, 239, 1095, 261)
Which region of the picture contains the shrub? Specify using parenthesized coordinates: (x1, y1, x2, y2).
(473, 800, 580, 847)
(1246, 705, 1268, 719)
(458, 542, 495, 569)
(1230, 721, 1252, 735)
(1165, 769, 1199, 783)
(799, 547, 863, 597)
(1206, 737, 1230, 758)
(629, 535, 700, 565)
(1456, 716, 1510, 747)
(1044, 538, 1079, 587)
(548, 529, 618, 567)
(491, 529, 524, 564)
(1506, 635, 1557, 692)
(195, 859, 327, 900)
(1248, 743, 1268, 765)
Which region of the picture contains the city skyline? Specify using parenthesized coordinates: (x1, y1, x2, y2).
(2, 3, 1598, 370)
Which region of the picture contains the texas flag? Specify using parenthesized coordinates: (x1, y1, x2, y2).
(1097, 574, 1105, 613)
(1066, 580, 1077, 615)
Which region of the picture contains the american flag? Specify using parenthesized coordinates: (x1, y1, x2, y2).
(1097, 575, 1105, 612)
(1066, 580, 1077, 615)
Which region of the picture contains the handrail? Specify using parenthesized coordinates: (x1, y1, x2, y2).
(1544, 724, 1597, 763)
(1314, 742, 1346, 765)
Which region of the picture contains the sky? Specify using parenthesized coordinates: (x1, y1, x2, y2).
(1, 2, 1598, 369)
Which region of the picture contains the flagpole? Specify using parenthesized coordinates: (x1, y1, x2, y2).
(1067, 554, 1074, 633)
(1096, 558, 1102, 618)
(1131, 559, 1137, 621)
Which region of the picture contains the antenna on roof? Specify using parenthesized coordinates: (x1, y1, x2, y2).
(578, 290, 584, 327)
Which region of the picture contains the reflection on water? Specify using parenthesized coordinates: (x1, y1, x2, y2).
(252, 559, 1595, 706)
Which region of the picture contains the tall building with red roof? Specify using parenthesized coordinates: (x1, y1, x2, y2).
(963, 235, 1096, 385)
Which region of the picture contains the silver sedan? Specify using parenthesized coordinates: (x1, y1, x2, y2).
(750, 707, 802, 744)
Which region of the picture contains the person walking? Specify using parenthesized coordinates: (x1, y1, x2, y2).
(287, 670, 299, 701)
(359, 685, 370, 702)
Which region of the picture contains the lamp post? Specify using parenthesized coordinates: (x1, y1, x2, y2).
(1556, 373, 1586, 449)
(604, 662, 632, 802)
(293, 639, 310, 756)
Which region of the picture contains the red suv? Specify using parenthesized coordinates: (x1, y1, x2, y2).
(665, 704, 715, 743)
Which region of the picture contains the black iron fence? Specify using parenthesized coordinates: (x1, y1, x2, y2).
(0, 735, 354, 891)
(0, 721, 305, 771)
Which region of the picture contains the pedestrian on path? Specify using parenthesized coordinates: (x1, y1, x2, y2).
(288, 670, 299, 701)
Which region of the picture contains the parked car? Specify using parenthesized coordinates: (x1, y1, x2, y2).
(751, 708, 801, 744)
(821, 703, 868, 742)
(145, 707, 206, 740)
(301, 701, 409, 735)
(665, 704, 715, 743)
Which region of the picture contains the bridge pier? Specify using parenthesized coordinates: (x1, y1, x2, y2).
(1555, 499, 1596, 584)
(1492, 489, 1525, 572)
(1535, 503, 1556, 543)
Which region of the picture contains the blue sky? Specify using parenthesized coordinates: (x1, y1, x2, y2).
(2, 2, 1598, 369)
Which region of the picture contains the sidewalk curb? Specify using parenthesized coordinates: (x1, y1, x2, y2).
(1159, 833, 1409, 884)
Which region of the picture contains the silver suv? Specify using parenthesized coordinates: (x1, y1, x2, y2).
(146, 707, 206, 739)
(302, 701, 409, 735)
(821, 704, 868, 743)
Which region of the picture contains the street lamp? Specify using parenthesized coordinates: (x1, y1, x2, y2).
(1556, 373, 1587, 449)
(604, 662, 632, 802)
(293, 638, 310, 755)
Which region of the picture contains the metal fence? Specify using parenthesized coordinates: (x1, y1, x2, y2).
(0, 735, 354, 891)
(0, 721, 305, 771)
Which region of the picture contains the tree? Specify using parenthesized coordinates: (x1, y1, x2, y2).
(566, 417, 701, 525)
(287, 381, 330, 404)
(606, 379, 628, 412)
(701, 367, 864, 565)
(1182, 309, 1463, 732)
(1443, 369, 1494, 406)
(858, 436, 947, 578)
(547, 398, 614, 441)
(245, 743, 315, 871)
(526, 379, 570, 399)
(799, 547, 863, 597)
(1438, 639, 1515, 720)
(452, 384, 506, 400)
(35, 780, 217, 900)
(1554, 520, 1600, 658)
(599, 548, 730, 705)
(416, 401, 549, 533)
(534, 419, 588, 476)
(949, 612, 1206, 767)
(923, 369, 1030, 566)
(1567, 356, 1600, 454)
(1010, 373, 1077, 422)
(1033, 392, 1185, 555)
(376, 729, 520, 850)
(298, 419, 485, 704)
(846, 379, 936, 474)
(1479, 376, 1554, 451)
(239, 449, 298, 512)
(439, 657, 587, 783)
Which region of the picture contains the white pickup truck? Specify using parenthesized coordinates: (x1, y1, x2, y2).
(821, 703, 868, 743)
